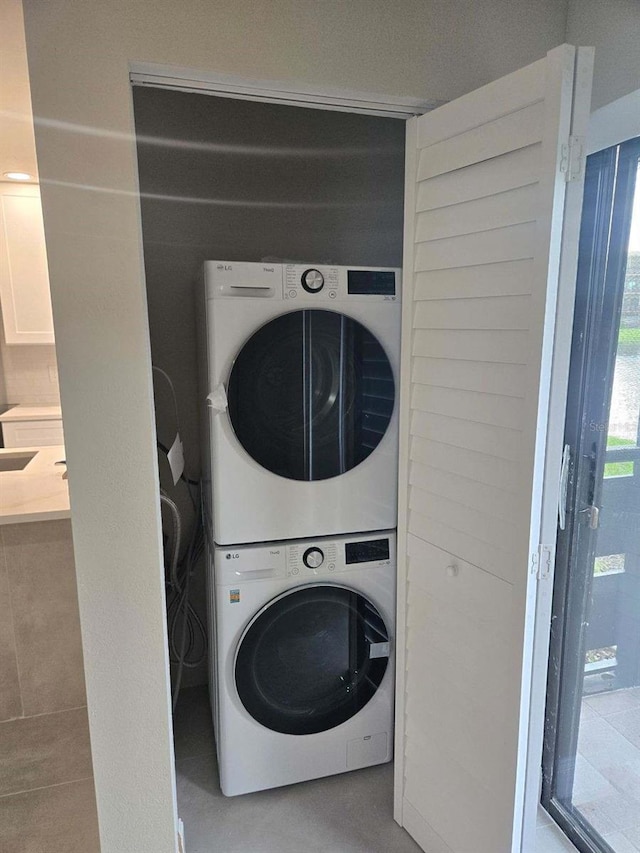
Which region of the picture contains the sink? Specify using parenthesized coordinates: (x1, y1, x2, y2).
(0, 451, 37, 472)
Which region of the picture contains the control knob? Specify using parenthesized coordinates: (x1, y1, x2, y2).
(301, 268, 324, 293)
(303, 547, 324, 569)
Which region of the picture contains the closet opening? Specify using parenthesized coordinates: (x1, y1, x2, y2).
(131, 81, 418, 852)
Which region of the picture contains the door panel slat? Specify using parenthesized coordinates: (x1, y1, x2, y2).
(415, 221, 535, 271)
(413, 294, 531, 330)
(409, 460, 522, 524)
(416, 145, 541, 212)
(409, 484, 523, 553)
(410, 436, 521, 493)
(411, 383, 524, 430)
(411, 357, 527, 398)
(416, 56, 545, 150)
(413, 328, 528, 364)
(414, 259, 534, 301)
(415, 184, 538, 242)
(410, 410, 523, 461)
(417, 102, 544, 182)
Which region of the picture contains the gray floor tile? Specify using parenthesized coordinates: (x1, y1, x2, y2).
(0, 553, 21, 722)
(0, 778, 100, 853)
(577, 790, 640, 836)
(537, 806, 553, 828)
(0, 707, 92, 796)
(535, 823, 578, 853)
(585, 689, 640, 718)
(572, 696, 640, 851)
(624, 826, 640, 849)
(580, 703, 599, 722)
(603, 762, 640, 804)
(572, 755, 617, 806)
(177, 754, 423, 853)
(3, 520, 86, 716)
(578, 716, 640, 777)
(603, 831, 640, 853)
(174, 683, 421, 853)
(608, 708, 640, 751)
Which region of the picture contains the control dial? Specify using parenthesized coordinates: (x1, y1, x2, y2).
(301, 268, 324, 293)
(303, 547, 324, 569)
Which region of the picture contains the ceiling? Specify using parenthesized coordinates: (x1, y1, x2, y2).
(0, 0, 39, 181)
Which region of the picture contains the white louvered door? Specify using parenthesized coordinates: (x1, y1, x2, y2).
(394, 45, 593, 853)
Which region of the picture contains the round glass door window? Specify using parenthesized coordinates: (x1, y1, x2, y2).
(235, 585, 390, 735)
(227, 309, 394, 481)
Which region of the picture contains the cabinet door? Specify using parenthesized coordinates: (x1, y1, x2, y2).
(0, 184, 54, 344)
(395, 45, 593, 853)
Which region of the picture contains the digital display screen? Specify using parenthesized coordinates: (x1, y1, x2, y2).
(345, 538, 390, 564)
(348, 270, 396, 296)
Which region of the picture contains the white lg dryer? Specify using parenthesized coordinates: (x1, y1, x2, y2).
(207, 530, 395, 796)
(198, 261, 401, 545)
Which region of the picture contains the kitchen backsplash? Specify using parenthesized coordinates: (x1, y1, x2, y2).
(0, 338, 61, 405)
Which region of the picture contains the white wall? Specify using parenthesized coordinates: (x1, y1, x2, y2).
(566, 0, 640, 110)
(20, 2, 568, 851)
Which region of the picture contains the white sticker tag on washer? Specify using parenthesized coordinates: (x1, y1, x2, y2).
(167, 433, 185, 486)
(369, 642, 390, 659)
(207, 383, 228, 414)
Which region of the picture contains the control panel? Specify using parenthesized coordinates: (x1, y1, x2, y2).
(206, 261, 401, 303)
(284, 263, 401, 303)
(215, 532, 395, 585)
(286, 533, 393, 578)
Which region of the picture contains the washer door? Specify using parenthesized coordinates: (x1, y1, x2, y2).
(227, 309, 394, 481)
(235, 585, 390, 735)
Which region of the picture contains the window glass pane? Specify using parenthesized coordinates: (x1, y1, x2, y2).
(547, 147, 640, 853)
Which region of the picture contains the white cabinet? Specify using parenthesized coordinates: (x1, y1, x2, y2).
(0, 183, 55, 344)
(0, 405, 64, 448)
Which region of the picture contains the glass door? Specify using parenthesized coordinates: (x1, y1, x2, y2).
(227, 309, 395, 481)
(543, 137, 640, 852)
(234, 584, 390, 735)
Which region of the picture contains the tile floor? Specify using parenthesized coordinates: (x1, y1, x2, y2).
(536, 808, 580, 852)
(572, 688, 640, 852)
(174, 685, 579, 853)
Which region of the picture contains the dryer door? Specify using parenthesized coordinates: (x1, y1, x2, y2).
(235, 584, 390, 735)
(227, 309, 394, 481)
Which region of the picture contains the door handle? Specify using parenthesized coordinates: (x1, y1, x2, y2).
(579, 505, 600, 529)
(558, 444, 571, 530)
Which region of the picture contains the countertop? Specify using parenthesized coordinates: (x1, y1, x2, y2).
(0, 446, 70, 525)
(0, 404, 63, 422)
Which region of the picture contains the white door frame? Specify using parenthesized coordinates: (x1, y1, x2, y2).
(126, 65, 428, 853)
(126, 63, 580, 852)
(522, 80, 640, 852)
(518, 47, 595, 853)
(129, 62, 437, 118)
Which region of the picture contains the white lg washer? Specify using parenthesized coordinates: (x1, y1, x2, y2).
(198, 261, 401, 545)
(207, 530, 395, 796)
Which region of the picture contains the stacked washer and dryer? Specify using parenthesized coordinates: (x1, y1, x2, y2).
(198, 261, 401, 796)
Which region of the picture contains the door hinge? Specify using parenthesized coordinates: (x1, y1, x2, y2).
(531, 544, 554, 581)
(560, 135, 585, 182)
